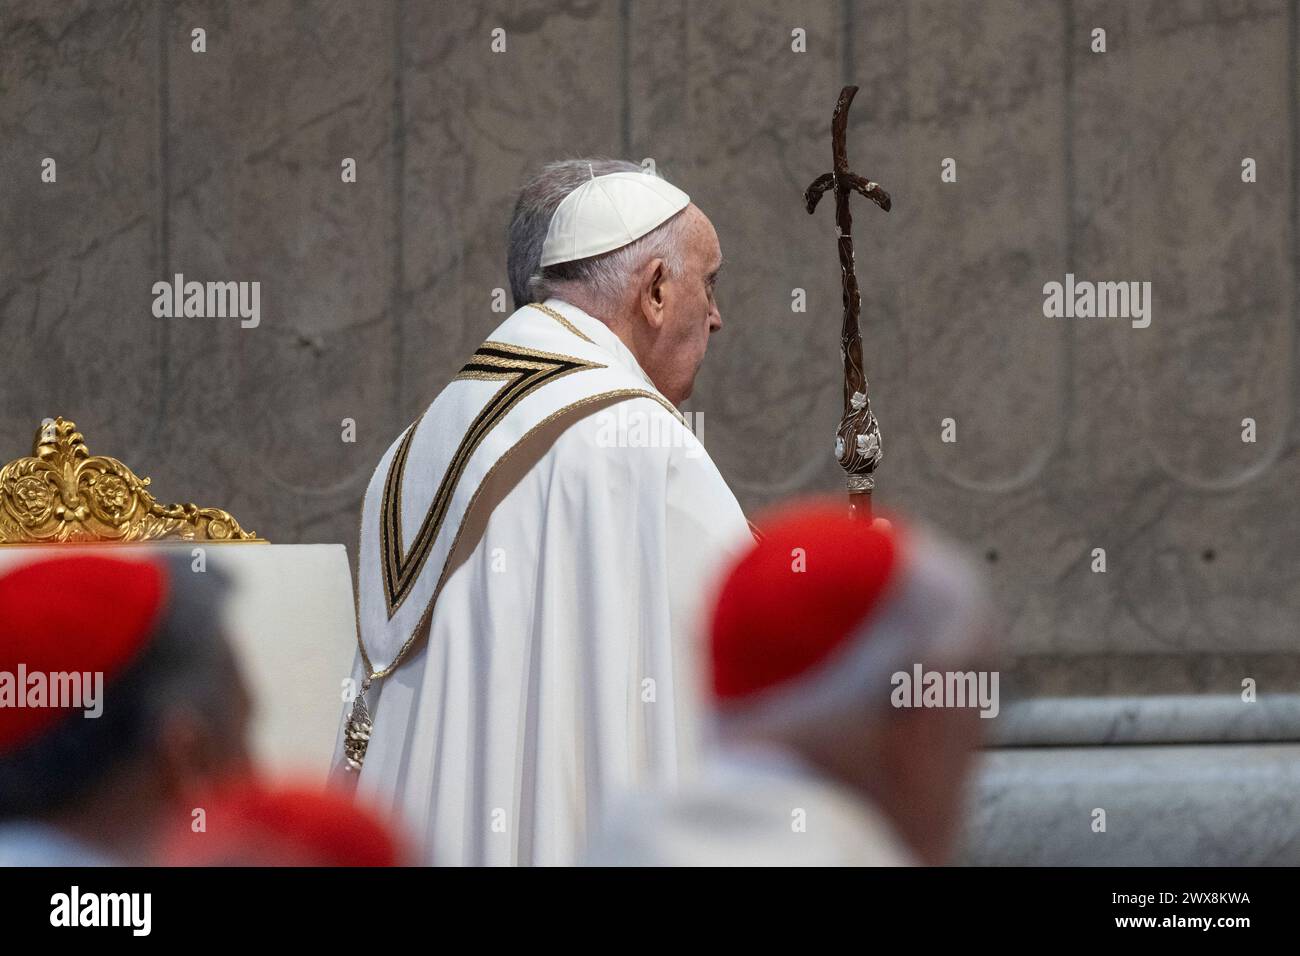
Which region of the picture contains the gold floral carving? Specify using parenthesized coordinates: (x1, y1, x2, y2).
(0, 417, 262, 544)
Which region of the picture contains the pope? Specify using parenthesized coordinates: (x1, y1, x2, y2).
(337, 158, 751, 866)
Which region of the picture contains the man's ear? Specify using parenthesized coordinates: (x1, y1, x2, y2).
(639, 258, 668, 329)
(156, 697, 253, 800)
(153, 709, 210, 800)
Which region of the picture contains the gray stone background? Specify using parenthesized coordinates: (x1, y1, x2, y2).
(3, 0, 1297, 701)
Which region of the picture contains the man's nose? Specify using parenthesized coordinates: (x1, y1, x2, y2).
(710, 306, 723, 333)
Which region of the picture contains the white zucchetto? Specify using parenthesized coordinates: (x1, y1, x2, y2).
(539, 170, 690, 267)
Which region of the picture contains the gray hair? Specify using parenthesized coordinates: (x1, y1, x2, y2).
(507, 157, 691, 314)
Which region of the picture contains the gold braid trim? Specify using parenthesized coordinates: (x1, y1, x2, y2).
(357, 387, 678, 682)
(526, 302, 596, 344)
(379, 343, 604, 617)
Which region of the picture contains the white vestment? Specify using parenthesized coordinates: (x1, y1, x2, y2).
(337, 298, 751, 866)
(584, 745, 917, 866)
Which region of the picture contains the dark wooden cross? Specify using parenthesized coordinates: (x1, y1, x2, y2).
(804, 85, 891, 521)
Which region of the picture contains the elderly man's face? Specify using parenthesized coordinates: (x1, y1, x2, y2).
(650, 205, 723, 403)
